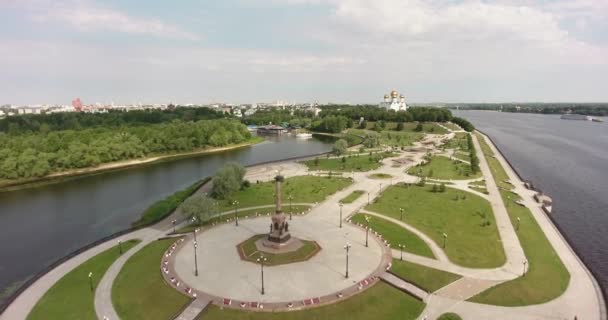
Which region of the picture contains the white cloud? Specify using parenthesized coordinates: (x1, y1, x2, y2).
(16, 0, 199, 40)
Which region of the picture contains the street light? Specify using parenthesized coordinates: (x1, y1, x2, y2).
(516, 217, 521, 231)
(400, 208, 404, 221)
(233, 200, 239, 226)
(365, 216, 371, 247)
(523, 260, 528, 276)
(193, 228, 199, 243)
(398, 244, 404, 260)
(257, 255, 267, 294)
(118, 239, 123, 254)
(171, 219, 177, 233)
(442, 233, 448, 248)
(88, 272, 93, 291)
(379, 183, 383, 193)
(344, 243, 352, 278)
(367, 192, 370, 205)
(339, 203, 343, 228)
(288, 194, 293, 220)
(194, 241, 199, 276)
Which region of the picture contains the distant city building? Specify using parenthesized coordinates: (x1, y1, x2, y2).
(72, 98, 84, 112)
(379, 90, 407, 111)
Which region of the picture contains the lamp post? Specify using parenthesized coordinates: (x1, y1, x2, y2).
(193, 228, 199, 243)
(379, 183, 383, 193)
(194, 241, 199, 276)
(400, 208, 404, 221)
(344, 243, 352, 278)
(365, 216, 371, 247)
(339, 203, 343, 228)
(171, 219, 177, 233)
(523, 260, 528, 276)
(367, 192, 370, 205)
(88, 272, 93, 291)
(398, 244, 404, 260)
(233, 200, 239, 226)
(257, 255, 267, 294)
(118, 239, 123, 254)
(516, 217, 521, 231)
(288, 194, 293, 220)
(442, 233, 448, 248)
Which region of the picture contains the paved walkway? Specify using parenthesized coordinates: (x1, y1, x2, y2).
(175, 298, 211, 320)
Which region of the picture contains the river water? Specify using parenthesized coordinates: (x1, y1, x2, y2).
(0, 135, 334, 305)
(455, 110, 608, 295)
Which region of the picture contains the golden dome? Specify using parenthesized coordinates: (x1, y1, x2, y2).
(390, 90, 398, 98)
(384, 94, 389, 98)
(400, 94, 405, 98)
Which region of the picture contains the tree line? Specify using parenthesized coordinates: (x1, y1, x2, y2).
(319, 105, 453, 122)
(0, 119, 251, 179)
(449, 103, 608, 116)
(451, 117, 475, 132)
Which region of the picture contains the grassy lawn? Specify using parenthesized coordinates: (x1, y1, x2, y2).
(175, 205, 312, 234)
(408, 156, 481, 180)
(368, 173, 392, 179)
(351, 213, 435, 259)
(443, 122, 462, 131)
(199, 281, 425, 320)
(468, 137, 570, 306)
(112, 238, 191, 320)
(366, 184, 506, 268)
(474, 133, 512, 190)
(340, 190, 365, 204)
(443, 132, 469, 151)
(303, 151, 398, 172)
(349, 129, 425, 147)
(437, 312, 463, 320)
(362, 122, 448, 134)
(451, 152, 470, 162)
(216, 176, 352, 211)
(27, 240, 140, 320)
(237, 235, 320, 266)
(390, 259, 461, 293)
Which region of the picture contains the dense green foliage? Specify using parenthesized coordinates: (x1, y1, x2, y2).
(451, 117, 475, 132)
(210, 162, 246, 199)
(320, 105, 453, 122)
(112, 239, 191, 320)
(132, 179, 207, 227)
(466, 133, 480, 173)
(312, 115, 353, 133)
(0, 119, 251, 180)
(200, 282, 425, 320)
(241, 109, 314, 127)
(0, 107, 226, 134)
(181, 194, 217, 223)
(333, 139, 348, 155)
(27, 240, 139, 320)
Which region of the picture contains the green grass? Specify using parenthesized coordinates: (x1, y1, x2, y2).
(443, 133, 469, 151)
(408, 156, 481, 180)
(451, 152, 470, 162)
(199, 281, 425, 320)
(132, 178, 209, 227)
(175, 205, 312, 233)
(351, 213, 435, 259)
(238, 235, 320, 266)
(362, 122, 448, 134)
(468, 186, 489, 194)
(366, 184, 506, 268)
(443, 122, 462, 131)
(340, 190, 365, 204)
(302, 152, 396, 172)
(112, 238, 191, 320)
(475, 133, 512, 190)
(27, 240, 140, 320)
(468, 138, 570, 306)
(349, 129, 424, 147)
(437, 312, 463, 320)
(368, 173, 392, 179)
(390, 259, 461, 293)
(217, 176, 352, 212)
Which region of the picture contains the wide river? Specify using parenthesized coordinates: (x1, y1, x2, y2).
(0, 135, 334, 305)
(455, 110, 608, 295)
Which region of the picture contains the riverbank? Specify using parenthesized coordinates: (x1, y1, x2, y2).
(0, 136, 264, 192)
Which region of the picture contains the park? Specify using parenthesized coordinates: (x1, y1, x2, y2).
(7, 120, 602, 320)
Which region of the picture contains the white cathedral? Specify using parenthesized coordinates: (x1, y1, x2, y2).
(379, 90, 407, 111)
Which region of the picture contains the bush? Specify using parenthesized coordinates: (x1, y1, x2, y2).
(210, 162, 246, 199)
(452, 117, 475, 132)
(414, 123, 424, 132)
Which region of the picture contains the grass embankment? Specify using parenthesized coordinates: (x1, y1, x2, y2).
(199, 281, 425, 320)
(27, 240, 140, 320)
(349, 129, 424, 147)
(112, 238, 191, 320)
(442, 122, 462, 131)
(175, 205, 312, 234)
(303, 152, 396, 172)
(468, 179, 488, 194)
(366, 184, 505, 268)
(443, 132, 469, 150)
(474, 133, 511, 190)
(238, 235, 320, 266)
(408, 156, 481, 180)
(469, 133, 569, 306)
(390, 259, 461, 293)
(451, 152, 470, 162)
(132, 178, 209, 228)
(216, 176, 352, 212)
(351, 213, 434, 259)
(340, 190, 365, 204)
(437, 313, 463, 320)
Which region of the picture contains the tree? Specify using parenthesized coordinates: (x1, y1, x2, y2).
(181, 195, 216, 223)
(396, 122, 404, 131)
(439, 183, 446, 192)
(414, 123, 424, 132)
(431, 184, 439, 192)
(210, 162, 246, 199)
(333, 139, 348, 155)
(363, 132, 380, 148)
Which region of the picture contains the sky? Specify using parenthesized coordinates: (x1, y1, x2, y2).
(1, 0, 607, 105)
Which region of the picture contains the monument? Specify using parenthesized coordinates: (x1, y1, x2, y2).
(265, 173, 291, 247)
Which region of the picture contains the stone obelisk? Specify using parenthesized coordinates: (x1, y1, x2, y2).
(266, 174, 291, 246)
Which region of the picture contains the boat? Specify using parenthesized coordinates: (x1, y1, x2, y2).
(560, 114, 591, 121)
(592, 118, 604, 123)
(296, 132, 313, 139)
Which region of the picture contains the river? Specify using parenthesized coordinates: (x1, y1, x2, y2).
(0, 135, 334, 305)
(454, 110, 608, 295)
